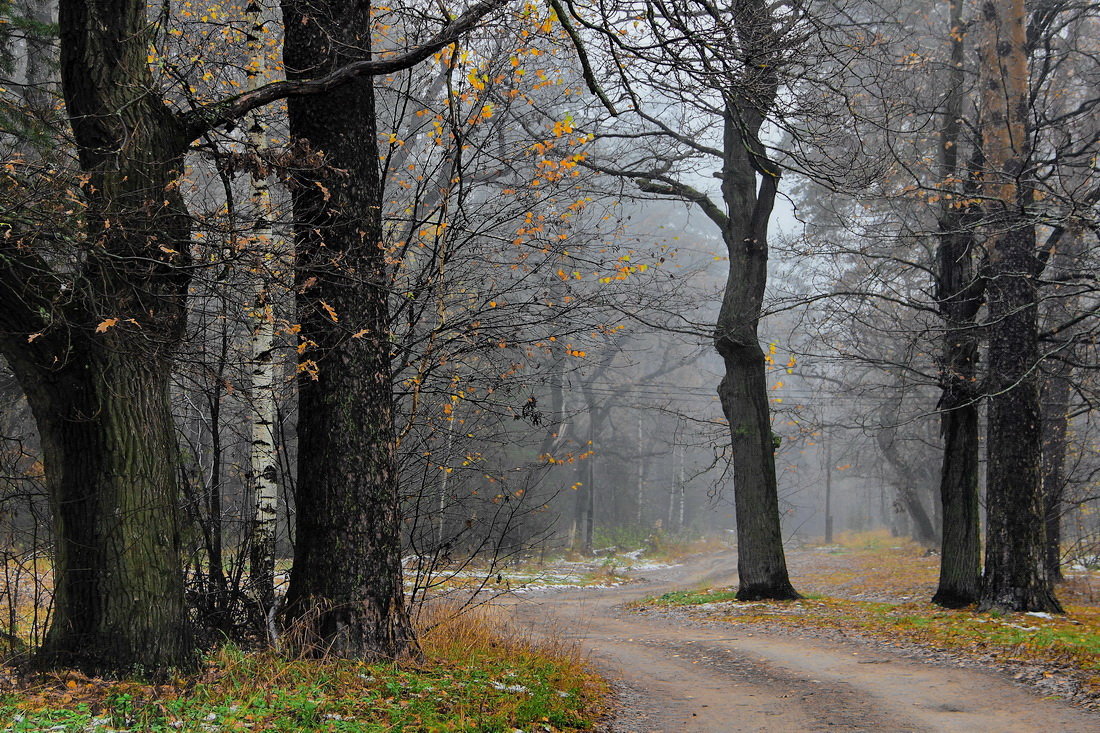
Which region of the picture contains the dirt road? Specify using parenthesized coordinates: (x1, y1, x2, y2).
(509, 553, 1100, 732)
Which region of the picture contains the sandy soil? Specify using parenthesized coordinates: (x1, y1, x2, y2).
(508, 553, 1100, 732)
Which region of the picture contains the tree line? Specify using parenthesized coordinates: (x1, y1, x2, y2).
(0, 0, 1097, 678)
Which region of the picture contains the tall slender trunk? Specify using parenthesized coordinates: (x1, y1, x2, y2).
(716, 126, 799, 596)
(978, 0, 1060, 613)
(1037, 227, 1084, 583)
(245, 0, 280, 623)
(280, 0, 416, 658)
(824, 438, 833, 544)
(585, 416, 596, 553)
(677, 443, 686, 530)
(206, 347, 228, 626)
(933, 0, 982, 608)
(710, 2, 798, 601)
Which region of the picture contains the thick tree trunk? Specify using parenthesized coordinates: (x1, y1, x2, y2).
(280, 0, 416, 659)
(983, 231, 1059, 611)
(932, 0, 982, 608)
(0, 0, 197, 675)
(933, 394, 980, 606)
(717, 338, 797, 599)
(977, 0, 1060, 613)
(19, 351, 191, 674)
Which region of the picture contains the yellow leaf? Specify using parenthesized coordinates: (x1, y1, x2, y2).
(320, 301, 338, 322)
(95, 318, 118, 333)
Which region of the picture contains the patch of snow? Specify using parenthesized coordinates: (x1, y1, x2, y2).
(1025, 612, 1054, 619)
(512, 582, 623, 594)
(489, 680, 530, 693)
(627, 561, 680, 571)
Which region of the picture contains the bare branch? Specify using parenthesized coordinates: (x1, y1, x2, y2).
(180, 0, 506, 140)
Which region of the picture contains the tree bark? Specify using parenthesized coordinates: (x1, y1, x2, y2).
(715, 95, 798, 601)
(1037, 227, 1084, 583)
(0, 0, 197, 675)
(280, 0, 416, 659)
(1040, 364, 1071, 582)
(977, 0, 1061, 613)
(932, 0, 982, 607)
(245, 0, 280, 625)
(16, 351, 191, 674)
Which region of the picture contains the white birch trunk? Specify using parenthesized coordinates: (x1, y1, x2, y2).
(244, 0, 280, 621)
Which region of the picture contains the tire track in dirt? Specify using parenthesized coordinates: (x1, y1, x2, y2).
(509, 553, 1100, 732)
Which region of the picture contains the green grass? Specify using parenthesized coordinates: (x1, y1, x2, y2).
(650, 589, 741, 606)
(0, 605, 605, 732)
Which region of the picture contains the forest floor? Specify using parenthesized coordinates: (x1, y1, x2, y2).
(0, 601, 605, 732)
(506, 533, 1100, 732)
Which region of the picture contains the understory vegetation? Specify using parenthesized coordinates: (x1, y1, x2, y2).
(0, 603, 604, 732)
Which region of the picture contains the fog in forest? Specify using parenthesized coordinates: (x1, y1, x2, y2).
(1, 0, 1098, 678)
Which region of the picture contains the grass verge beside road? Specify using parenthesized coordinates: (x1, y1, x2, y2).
(635, 531, 1100, 700)
(0, 604, 605, 732)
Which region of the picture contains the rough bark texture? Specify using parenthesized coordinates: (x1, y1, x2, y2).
(24, 353, 192, 673)
(978, 0, 1061, 613)
(932, 0, 982, 608)
(0, 0, 196, 674)
(280, 0, 417, 659)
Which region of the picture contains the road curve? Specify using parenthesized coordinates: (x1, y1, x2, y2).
(508, 553, 1100, 732)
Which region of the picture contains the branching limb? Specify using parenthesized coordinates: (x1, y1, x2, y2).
(180, 0, 507, 140)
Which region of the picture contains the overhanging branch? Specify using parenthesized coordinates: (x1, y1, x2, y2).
(180, 0, 507, 140)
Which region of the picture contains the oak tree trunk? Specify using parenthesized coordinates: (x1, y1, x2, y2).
(18, 351, 191, 673)
(977, 0, 1060, 613)
(0, 0, 197, 675)
(932, 0, 982, 606)
(280, 0, 416, 659)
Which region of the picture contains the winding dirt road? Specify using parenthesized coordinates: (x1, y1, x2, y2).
(509, 553, 1100, 732)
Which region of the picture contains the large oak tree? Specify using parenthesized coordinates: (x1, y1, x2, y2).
(0, 0, 502, 675)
